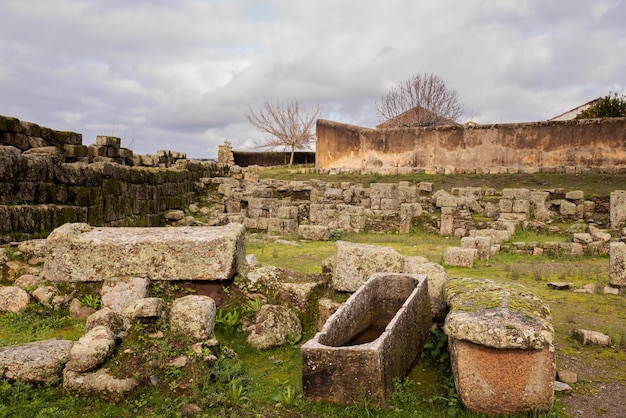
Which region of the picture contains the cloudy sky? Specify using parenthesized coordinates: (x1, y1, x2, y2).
(1, 0, 624, 159)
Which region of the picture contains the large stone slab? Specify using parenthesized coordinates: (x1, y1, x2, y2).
(43, 223, 245, 282)
(0, 339, 73, 383)
(443, 278, 555, 416)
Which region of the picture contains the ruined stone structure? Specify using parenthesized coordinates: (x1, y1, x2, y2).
(1, 115, 227, 243)
(315, 118, 626, 174)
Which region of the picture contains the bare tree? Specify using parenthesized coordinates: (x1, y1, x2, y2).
(376, 73, 463, 127)
(245, 98, 320, 166)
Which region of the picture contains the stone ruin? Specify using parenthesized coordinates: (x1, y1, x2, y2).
(0, 221, 565, 414)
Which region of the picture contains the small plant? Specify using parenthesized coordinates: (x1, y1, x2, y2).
(287, 332, 302, 346)
(330, 230, 344, 241)
(81, 294, 101, 310)
(242, 296, 262, 317)
(275, 384, 302, 407)
(4, 246, 21, 261)
(421, 326, 450, 367)
(215, 308, 242, 339)
(226, 378, 248, 406)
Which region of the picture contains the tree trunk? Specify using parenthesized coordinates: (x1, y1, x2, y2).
(289, 145, 295, 167)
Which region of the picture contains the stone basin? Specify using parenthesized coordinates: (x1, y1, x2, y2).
(301, 273, 431, 405)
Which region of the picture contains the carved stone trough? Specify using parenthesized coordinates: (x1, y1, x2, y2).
(301, 273, 431, 405)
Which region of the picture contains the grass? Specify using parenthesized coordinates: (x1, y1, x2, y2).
(1, 225, 623, 417)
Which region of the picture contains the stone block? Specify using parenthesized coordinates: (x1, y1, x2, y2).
(44, 223, 245, 281)
(267, 218, 298, 234)
(565, 190, 584, 201)
(443, 247, 477, 267)
(469, 229, 511, 243)
(559, 199, 577, 217)
(461, 236, 492, 260)
(332, 241, 405, 292)
(298, 224, 331, 241)
(502, 188, 530, 200)
(609, 242, 626, 287)
(440, 213, 454, 236)
(0, 339, 73, 384)
(610, 190, 626, 228)
(443, 278, 555, 416)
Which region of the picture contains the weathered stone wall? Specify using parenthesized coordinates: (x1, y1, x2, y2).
(0, 115, 227, 243)
(316, 118, 626, 173)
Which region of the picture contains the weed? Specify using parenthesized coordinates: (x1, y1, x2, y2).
(226, 378, 248, 406)
(215, 308, 242, 339)
(80, 294, 101, 310)
(275, 384, 302, 407)
(287, 332, 302, 346)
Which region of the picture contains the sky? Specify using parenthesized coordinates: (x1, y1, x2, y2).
(1, 0, 625, 159)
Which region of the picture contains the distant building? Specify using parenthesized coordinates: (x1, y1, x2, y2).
(376, 105, 460, 129)
(549, 98, 602, 121)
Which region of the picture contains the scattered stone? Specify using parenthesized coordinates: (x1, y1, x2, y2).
(245, 254, 260, 267)
(573, 284, 596, 294)
(0, 286, 31, 313)
(167, 355, 188, 368)
(121, 297, 168, 330)
(247, 304, 302, 349)
(275, 239, 301, 247)
(573, 329, 611, 346)
(100, 277, 151, 314)
(547, 282, 574, 290)
(557, 369, 578, 384)
(66, 325, 117, 373)
(0, 339, 73, 383)
(164, 210, 185, 221)
(573, 233, 593, 244)
(86, 308, 124, 335)
(30, 285, 59, 307)
(170, 295, 216, 340)
(14, 274, 42, 289)
(603, 285, 620, 295)
(17, 239, 47, 262)
(63, 368, 139, 402)
(181, 403, 203, 417)
(554, 381, 573, 393)
(69, 298, 97, 320)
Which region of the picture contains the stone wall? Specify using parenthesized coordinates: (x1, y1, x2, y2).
(0, 115, 227, 243)
(205, 173, 617, 241)
(316, 118, 626, 174)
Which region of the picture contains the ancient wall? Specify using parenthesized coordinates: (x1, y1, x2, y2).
(316, 118, 626, 173)
(233, 151, 315, 167)
(0, 115, 226, 243)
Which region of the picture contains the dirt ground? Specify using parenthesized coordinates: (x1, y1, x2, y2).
(557, 350, 626, 417)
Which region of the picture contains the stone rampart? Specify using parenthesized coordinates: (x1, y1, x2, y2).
(316, 118, 626, 173)
(0, 115, 227, 243)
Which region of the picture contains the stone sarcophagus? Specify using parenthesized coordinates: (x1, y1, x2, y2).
(301, 273, 431, 405)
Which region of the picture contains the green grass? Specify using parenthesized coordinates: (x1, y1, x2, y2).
(2, 226, 622, 417)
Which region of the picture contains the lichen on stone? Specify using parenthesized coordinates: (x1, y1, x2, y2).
(443, 277, 554, 350)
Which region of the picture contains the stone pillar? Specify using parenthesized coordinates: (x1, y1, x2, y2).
(609, 242, 626, 287)
(610, 191, 626, 229)
(217, 141, 235, 165)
